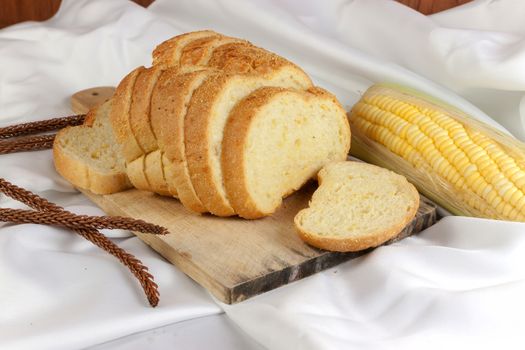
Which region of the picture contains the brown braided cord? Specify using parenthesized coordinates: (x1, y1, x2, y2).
(0, 114, 85, 139)
(0, 208, 168, 235)
(0, 178, 163, 307)
(0, 134, 56, 155)
(0, 114, 86, 154)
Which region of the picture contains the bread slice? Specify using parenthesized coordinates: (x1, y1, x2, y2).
(178, 36, 249, 67)
(150, 68, 215, 213)
(152, 30, 220, 67)
(185, 62, 313, 216)
(126, 66, 173, 196)
(222, 87, 351, 219)
(130, 66, 164, 155)
(294, 161, 419, 252)
(53, 101, 131, 194)
(110, 67, 145, 164)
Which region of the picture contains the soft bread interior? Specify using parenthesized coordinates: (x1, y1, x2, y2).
(295, 161, 419, 251)
(246, 92, 348, 212)
(234, 88, 350, 215)
(57, 102, 125, 175)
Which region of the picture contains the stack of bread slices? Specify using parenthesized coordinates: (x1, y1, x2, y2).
(54, 30, 351, 219)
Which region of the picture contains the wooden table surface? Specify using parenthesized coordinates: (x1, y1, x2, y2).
(0, 0, 471, 29)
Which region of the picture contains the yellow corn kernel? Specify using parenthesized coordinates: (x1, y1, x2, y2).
(349, 84, 525, 221)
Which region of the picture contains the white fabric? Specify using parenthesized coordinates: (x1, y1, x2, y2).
(2, 0, 525, 349)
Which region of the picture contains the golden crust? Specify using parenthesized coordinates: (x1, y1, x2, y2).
(126, 156, 149, 191)
(130, 66, 164, 154)
(294, 165, 420, 252)
(222, 86, 348, 219)
(53, 128, 131, 195)
(184, 73, 234, 216)
(82, 106, 99, 127)
(53, 128, 89, 190)
(127, 66, 175, 195)
(152, 30, 220, 67)
(109, 66, 145, 163)
(180, 37, 250, 67)
(144, 150, 172, 196)
(150, 68, 212, 212)
(222, 87, 288, 219)
(208, 43, 310, 82)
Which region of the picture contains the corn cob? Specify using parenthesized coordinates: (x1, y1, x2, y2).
(348, 84, 525, 222)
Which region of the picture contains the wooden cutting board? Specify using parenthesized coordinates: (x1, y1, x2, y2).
(72, 87, 438, 304)
(81, 185, 437, 304)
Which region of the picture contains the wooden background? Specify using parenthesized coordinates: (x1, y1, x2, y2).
(0, 0, 471, 29)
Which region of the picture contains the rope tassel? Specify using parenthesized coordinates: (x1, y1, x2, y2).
(0, 175, 166, 307)
(0, 114, 84, 154)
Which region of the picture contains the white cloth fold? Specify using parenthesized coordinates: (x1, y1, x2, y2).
(2, 0, 525, 349)
(223, 217, 525, 349)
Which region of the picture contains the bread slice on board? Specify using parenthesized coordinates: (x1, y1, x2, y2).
(185, 64, 313, 217)
(294, 161, 419, 252)
(127, 66, 173, 196)
(53, 101, 131, 194)
(109, 66, 145, 163)
(222, 87, 351, 219)
(150, 68, 216, 213)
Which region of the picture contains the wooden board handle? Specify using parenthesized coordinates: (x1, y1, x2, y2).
(71, 86, 115, 114)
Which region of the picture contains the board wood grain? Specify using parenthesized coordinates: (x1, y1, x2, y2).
(81, 181, 437, 304)
(71, 86, 115, 114)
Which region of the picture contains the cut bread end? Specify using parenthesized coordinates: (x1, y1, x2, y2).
(294, 161, 419, 252)
(53, 101, 131, 195)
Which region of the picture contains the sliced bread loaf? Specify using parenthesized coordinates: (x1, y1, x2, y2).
(222, 87, 351, 219)
(294, 161, 419, 252)
(125, 33, 294, 200)
(53, 101, 131, 194)
(185, 64, 313, 216)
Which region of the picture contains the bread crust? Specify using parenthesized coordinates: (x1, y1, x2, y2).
(222, 86, 349, 219)
(294, 163, 420, 252)
(184, 73, 237, 216)
(54, 141, 131, 195)
(222, 87, 287, 219)
(130, 66, 164, 154)
(152, 30, 220, 67)
(179, 36, 250, 67)
(127, 66, 174, 195)
(144, 150, 172, 196)
(207, 43, 311, 82)
(126, 157, 149, 191)
(151, 68, 212, 213)
(53, 128, 90, 190)
(109, 66, 145, 163)
(53, 104, 132, 195)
